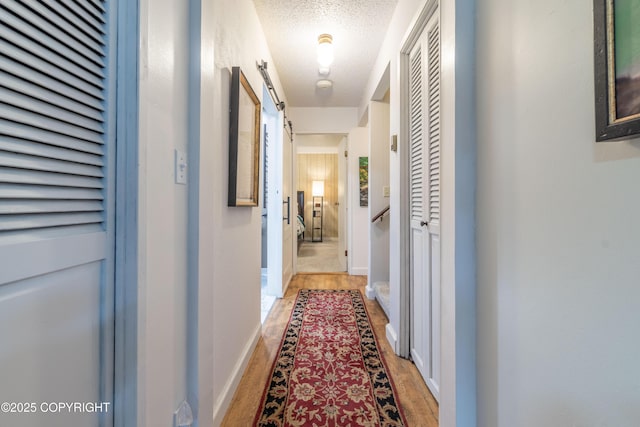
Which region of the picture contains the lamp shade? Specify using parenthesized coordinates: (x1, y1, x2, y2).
(312, 180, 324, 197)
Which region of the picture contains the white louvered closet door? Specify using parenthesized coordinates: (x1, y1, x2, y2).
(0, 1, 116, 425)
(409, 9, 441, 401)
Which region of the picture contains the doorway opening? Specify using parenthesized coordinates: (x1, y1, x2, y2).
(260, 84, 282, 323)
(295, 134, 348, 273)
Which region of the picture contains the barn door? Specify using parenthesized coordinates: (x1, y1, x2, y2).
(281, 122, 293, 287)
(0, 0, 116, 425)
(264, 89, 284, 298)
(409, 10, 441, 401)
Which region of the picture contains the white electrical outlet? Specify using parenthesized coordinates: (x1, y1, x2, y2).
(175, 149, 187, 185)
(383, 186, 390, 197)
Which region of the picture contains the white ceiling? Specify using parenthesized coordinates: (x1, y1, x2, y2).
(253, 0, 398, 108)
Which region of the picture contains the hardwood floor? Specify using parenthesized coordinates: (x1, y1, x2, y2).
(221, 274, 439, 426)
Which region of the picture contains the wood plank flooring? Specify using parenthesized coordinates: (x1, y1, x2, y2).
(221, 274, 439, 426)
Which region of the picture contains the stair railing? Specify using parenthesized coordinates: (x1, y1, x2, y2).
(371, 205, 390, 223)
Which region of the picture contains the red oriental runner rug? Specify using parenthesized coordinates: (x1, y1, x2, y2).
(254, 289, 407, 427)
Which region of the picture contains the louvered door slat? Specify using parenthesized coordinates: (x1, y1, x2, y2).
(53, 0, 106, 34)
(18, 0, 106, 55)
(0, 199, 102, 214)
(0, 166, 103, 189)
(0, 0, 108, 235)
(0, 39, 104, 100)
(0, 136, 103, 166)
(69, 0, 107, 23)
(0, 151, 103, 177)
(0, 212, 103, 232)
(3, 1, 106, 73)
(409, 44, 424, 221)
(0, 71, 104, 122)
(0, 19, 104, 89)
(82, 0, 107, 14)
(35, 0, 106, 31)
(2, 104, 104, 144)
(1, 88, 104, 133)
(427, 23, 441, 224)
(429, 97, 439, 111)
(0, 120, 103, 155)
(0, 57, 105, 111)
(0, 184, 103, 200)
(263, 125, 268, 208)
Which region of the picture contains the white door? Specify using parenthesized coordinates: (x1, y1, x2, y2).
(282, 123, 293, 287)
(409, 11, 441, 401)
(264, 88, 284, 297)
(0, 1, 116, 425)
(338, 136, 348, 271)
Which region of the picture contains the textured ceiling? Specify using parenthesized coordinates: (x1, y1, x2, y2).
(253, 0, 398, 108)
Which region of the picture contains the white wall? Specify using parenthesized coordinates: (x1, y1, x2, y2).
(476, 1, 640, 426)
(358, 0, 425, 122)
(289, 107, 359, 134)
(138, 1, 190, 425)
(138, 0, 288, 425)
(210, 0, 287, 423)
(192, 0, 216, 424)
(368, 101, 391, 288)
(348, 127, 370, 276)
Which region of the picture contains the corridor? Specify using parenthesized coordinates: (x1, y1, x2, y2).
(222, 274, 438, 426)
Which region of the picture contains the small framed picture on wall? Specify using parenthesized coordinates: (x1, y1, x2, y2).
(594, 0, 640, 141)
(359, 157, 368, 207)
(228, 66, 261, 206)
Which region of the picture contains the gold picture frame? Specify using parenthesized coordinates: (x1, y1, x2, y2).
(228, 67, 261, 206)
(594, 0, 640, 141)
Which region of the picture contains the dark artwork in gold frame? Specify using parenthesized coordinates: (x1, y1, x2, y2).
(228, 67, 261, 206)
(594, 0, 640, 141)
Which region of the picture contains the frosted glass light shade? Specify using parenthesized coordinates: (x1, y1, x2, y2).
(312, 180, 324, 197)
(317, 34, 334, 68)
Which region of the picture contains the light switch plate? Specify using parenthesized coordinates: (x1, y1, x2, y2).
(175, 149, 187, 185)
(390, 134, 398, 152)
(383, 186, 390, 197)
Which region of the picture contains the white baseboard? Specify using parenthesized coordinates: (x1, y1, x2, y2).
(364, 284, 376, 299)
(385, 322, 398, 354)
(211, 323, 261, 425)
(349, 267, 368, 276)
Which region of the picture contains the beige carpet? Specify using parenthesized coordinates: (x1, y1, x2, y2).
(297, 237, 345, 273)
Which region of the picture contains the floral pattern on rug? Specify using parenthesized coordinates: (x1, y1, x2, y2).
(255, 289, 406, 427)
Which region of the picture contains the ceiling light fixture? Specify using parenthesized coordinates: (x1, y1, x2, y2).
(316, 79, 333, 89)
(317, 34, 334, 69)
